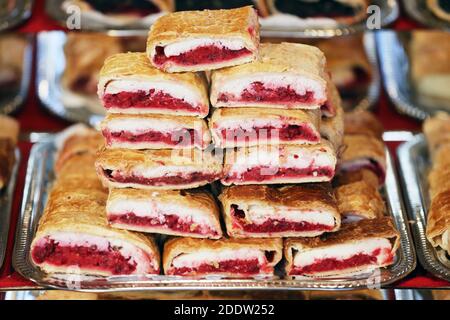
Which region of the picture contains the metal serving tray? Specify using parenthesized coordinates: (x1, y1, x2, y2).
(0, 148, 21, 269)
(376, 30, 449, 120)
(403, 0, 450, 31)
(397, 134, 450, 282)
(0, 33, 33, 115)
(0, 0, 32, 31)
(46, 0, 399, 37)
(12, 136, 415, 292)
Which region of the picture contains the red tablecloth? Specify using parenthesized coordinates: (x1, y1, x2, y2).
(0, 0, 448, 291)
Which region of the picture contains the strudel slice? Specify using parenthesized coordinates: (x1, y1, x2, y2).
(320, 77, 340, 118)
(210, 107, 321, 148)
(98, 52, 209, 117)
(163, 237, 282, 278)
(320, 103, 344, 152)
(147, 6, 259, 72)
(344, 110, 384, 139)
(101, 113, 211, 150)
(106, 188, 222, 239)
(210, 43, 327, 109)
(338, 134, 386, 185)
(335, 181, 385, 223)
(96, 147, 223, 190)
(426, 190, 450, 255)
(219, 184, 340, 238)
(285, 217, 400, 277)
(222, 142, 336, 186)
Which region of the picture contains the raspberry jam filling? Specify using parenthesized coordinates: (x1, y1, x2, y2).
(108, 212, 219, 237)
(103, 129, 200, 147)
(32, 239, 140, 275)
(153, 45, 252, 66)
(219, 124, 320, 144)
(102, 90, 201, 113)
(225, 166, 334, 183)
(230, 205, 334, 233)
(289, 248, 394, 275)
(218, 82, 315, 105)
(274, 0, 359, 18)
(104, 169, 220, 186)
(169, 258, 269, 276)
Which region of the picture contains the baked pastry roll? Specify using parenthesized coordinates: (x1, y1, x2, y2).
(285, 217, 400, 277)
(96, 147, 223, 190)
(320, 77, 341, 118)
(101, 113, 211, 150)
(338, 134, 386, 185)
(426, 190, 450, 255)
(210, 43, 327, 109)
(334, 168, 379, 190)
(410, 32, 450, 109)
(0, 116, 19, 189)
(163, 237, 282, 278)
(344, 109, 384, 139)
(147, 6, 259, 72)
(219, 184, 340, 238)
(98, 53, 209, 117)
(427, 0, 450, 23)
(0, 34, 27, 89)
(222, 141, 337, 185)
(423, 112, 450, 156)
(174, 0, 269, 17)
(106, 188, 222, 239)
(267, 0, 368, 25)
(320, 103, 344, 152)
(209, 107, 321, 148)
(335, 180, 385, 223)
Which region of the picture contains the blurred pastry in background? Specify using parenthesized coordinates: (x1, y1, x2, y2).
(0, 34, 27, 91)
(174, 0, 269, 16)
(410, 31, 450, 110)
(0, 115, 19, 190)
(316, 35, 372, 109)
(427, 0, 450, 23)
(266, 0, 368, 25)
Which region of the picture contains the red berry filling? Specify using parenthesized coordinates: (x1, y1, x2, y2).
(218, 82, 316, 105)
(230, 205, 334, 233)
(31, 238, 153, 275)
(224, 165, 334, 184)
(108, 212, 219, 237)
(102, 90, 202, 113)
(102, 129, 201, 148)
(153, 45, 252, 67)
(169, 258, 271, 276)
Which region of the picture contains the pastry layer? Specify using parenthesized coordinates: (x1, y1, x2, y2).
(98, 53, 209, 117)
(101, 113, 211, 150)
(163, 237, 282, 278)
(147, 6, 259, 72)
(210, 108, 320, 148)
(220, 184, 340, 238)
(95, 147, 223, 190)
(106, 189, 222, 239)
(210, 43, 327, 108)
(222, 142, 336, 185)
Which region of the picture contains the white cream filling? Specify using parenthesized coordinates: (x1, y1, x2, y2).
(228, 147, 333, 175)
(104, 79, 200, 106)
(293, 238, 392, 269)
(163, 38, 246, 57)
(243, 206, 335, 226)
(107, 199, 215, 231)
(105, 118, 186, 134)
(33, 232, 157, 274)
(216, 119, 285, 132)
(132, 165, 202, 179)
(171, 248, 266, 270)
(218, 74, 326, 103)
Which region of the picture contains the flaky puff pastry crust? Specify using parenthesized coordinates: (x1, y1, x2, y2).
(100, 113, 212, 150)
(426, 190, 450, 253)
(163, 237, 283, 276)
(344, 110, 384, 140)
(210, 42, 327, 108)
(335, 180, 385, 221)
(219, 184, 341, 238)
(334, 168, 379, 190)
(209, 107, 321, 148)
(321, 75, 341, 118)
(423, 112, 450, 156)
(320, 102, 344, 154)
(284, 217, 400, 275)
(146, 6, 259, 72)
(107, 188, 223, 239)
(98, 52, 209, 116)
(95, 147, 223, 190)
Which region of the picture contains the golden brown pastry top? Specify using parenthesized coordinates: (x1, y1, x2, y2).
(423, 112, 450, 155)
(334, 168, 379, 189)
(426, 189, 450, 248)
(320, 102, 344, 153)
(341, 134, 386, 168)
(285, 217, 400, 250)
(344, 110, 384, 139)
